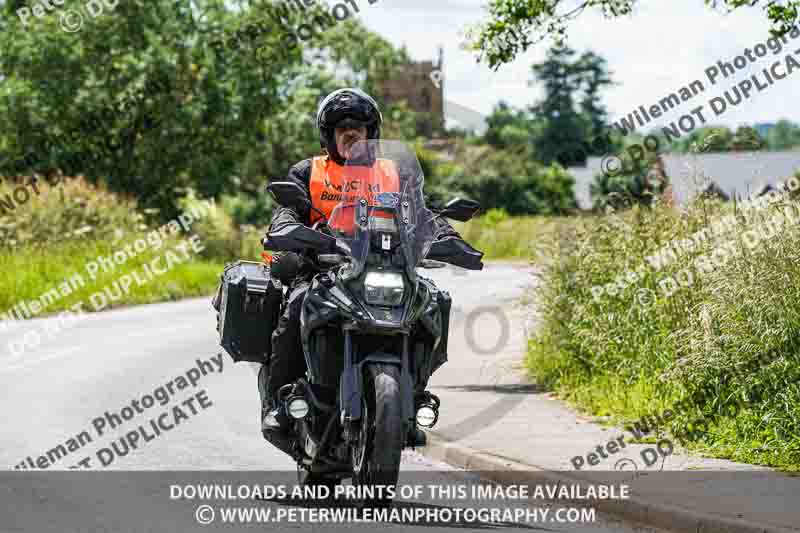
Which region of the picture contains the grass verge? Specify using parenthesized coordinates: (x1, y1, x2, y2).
(527, 188, 800, 470)
(0, 235, 223, 318)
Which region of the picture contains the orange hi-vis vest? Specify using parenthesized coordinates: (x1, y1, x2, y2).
(308, 156, 400, 225)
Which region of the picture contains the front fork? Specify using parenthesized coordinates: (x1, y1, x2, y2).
(339, 328, 415, 442)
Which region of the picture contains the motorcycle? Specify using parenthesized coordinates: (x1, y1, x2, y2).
(263, 140, 482, 504)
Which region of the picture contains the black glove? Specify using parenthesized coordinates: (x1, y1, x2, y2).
(270, 251, 303, 283)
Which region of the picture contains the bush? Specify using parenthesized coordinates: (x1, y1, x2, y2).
(590, 154, 669, 211)
(0, 175, 143, 249)
(482, 208, 510, 226)
(0, 180, 228, 316)
(422, 142, 577, 216)
(179, 191, 265, 262)
(221, 192, 274, 227)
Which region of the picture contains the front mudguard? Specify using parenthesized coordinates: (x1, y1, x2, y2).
(340, 353, 414, 427)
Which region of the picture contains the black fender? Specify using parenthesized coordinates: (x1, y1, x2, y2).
(341, 353, 414, 424)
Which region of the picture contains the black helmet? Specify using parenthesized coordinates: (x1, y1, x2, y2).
(316, 88, 382, 164)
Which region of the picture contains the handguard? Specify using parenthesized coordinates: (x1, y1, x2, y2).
(426, 236, 484, 270)
(264, 223, 337, 253)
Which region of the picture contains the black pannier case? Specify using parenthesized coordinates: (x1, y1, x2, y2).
(434, 288, 452, 372)
(215, 261, 282, 363)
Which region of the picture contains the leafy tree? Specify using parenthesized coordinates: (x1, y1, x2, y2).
(669, 126, 734, 152)
(0, 0, 410, 220)
(731, 125, 766, 151)
(478, 46, 613, 167)
(669, 123, 800, 152)
(529, 45, 613, 166)
(765, 120, 800, 150)
(483, 102, 533, 149)
(576, 51, 614, 144)
(1, 0, 297, 217)
(424, 142, 577, 215)
(466, 0, 800, 69)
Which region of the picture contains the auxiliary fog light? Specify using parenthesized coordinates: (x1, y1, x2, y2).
(416, 405, 438, 428)
(287, 398, 310, 419)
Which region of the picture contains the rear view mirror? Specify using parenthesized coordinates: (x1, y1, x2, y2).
(267, 181, 310, 209)
(440, 198, 481, 222)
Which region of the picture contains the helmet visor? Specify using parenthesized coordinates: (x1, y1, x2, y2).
(334, 117, 370, 130)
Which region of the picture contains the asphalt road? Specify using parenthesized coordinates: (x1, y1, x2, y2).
(0, 263, 668, 532)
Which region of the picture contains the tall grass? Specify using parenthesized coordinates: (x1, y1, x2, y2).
(0, 175, 140, 248)
(458, 208, 562, 261)
(528, 184, 800, 469)
(0, 177, 263, 317)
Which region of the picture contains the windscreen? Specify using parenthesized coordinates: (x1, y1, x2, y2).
(326, 140, 435, 280)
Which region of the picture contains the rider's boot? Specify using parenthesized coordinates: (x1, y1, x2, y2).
(262, 399, 290, 434)
(259, 364, 292, 438)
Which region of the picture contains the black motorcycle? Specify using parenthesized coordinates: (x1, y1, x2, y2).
(263, 140, 482, 503)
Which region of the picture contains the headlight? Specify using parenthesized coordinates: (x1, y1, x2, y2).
(364, 270, 405, 306)
(287, 398, 310, 419)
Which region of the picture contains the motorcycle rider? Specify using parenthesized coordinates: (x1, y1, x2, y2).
(259, 88, 483, 457)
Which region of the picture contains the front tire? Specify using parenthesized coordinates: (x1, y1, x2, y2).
(351, 363, 403, 506)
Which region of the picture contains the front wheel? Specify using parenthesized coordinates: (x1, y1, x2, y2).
(351, 363, 403, 506)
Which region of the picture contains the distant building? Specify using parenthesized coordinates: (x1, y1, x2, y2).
(377, 49, 444, 137)
(567, 150, 800, 209)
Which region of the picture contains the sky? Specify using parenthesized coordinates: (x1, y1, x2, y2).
(355, 0, 800, 132)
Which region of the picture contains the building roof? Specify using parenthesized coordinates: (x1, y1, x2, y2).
(567, 150, 800, 209)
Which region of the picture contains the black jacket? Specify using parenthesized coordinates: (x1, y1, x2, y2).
(267, 158, 484, 270)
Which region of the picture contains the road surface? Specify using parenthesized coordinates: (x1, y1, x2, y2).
(0, 263, 668, 532)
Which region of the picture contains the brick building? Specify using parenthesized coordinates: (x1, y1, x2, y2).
(378, 50, 444, 137)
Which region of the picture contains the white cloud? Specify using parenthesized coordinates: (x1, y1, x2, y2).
(357, 0, 800, 128)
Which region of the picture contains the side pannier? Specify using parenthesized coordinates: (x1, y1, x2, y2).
(213, 261, 282, 363)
